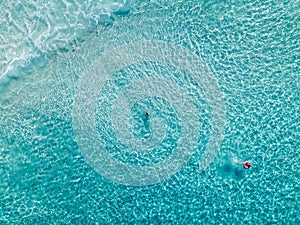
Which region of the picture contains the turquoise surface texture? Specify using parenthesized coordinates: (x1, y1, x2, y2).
(0, 0, 299, 224)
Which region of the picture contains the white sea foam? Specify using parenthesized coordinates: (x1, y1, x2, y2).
(0, 0, 130, 82)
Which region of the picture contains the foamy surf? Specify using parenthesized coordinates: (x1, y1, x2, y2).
(0, 0, 130, 84)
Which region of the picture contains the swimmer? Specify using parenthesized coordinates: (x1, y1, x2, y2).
(237, 161, 251, 169)
(146, 111, 150, 116)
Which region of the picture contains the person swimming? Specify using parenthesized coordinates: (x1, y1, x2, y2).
(242, 161, 251, 169)
(231, 158, 251, 169)
(236, 161, 251, 169)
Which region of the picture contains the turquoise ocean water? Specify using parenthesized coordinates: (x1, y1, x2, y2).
(0, 0, 299, 224)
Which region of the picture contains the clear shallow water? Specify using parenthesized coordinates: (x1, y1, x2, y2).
(0, 0, 130, 81)
(1, 0, 299, 224)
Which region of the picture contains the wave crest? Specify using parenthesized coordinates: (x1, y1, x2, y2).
(0, 0, 130, 82)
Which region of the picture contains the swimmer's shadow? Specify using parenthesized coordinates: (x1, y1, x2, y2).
(218, 162, 246, 180)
